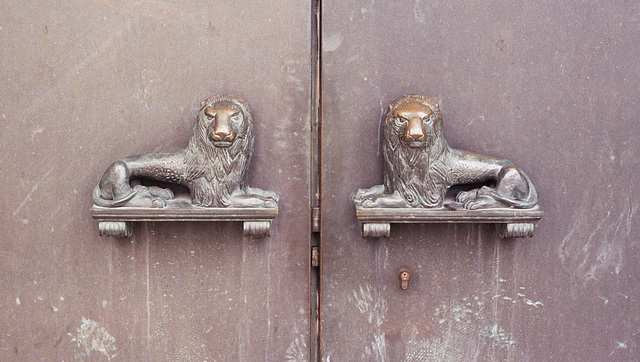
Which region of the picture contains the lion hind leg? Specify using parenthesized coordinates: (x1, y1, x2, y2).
(147, 186, 174, 201)
(97, 161, 133, 200)
(93, 161, 139, 207)
(487, 167, 538, 208)
(461, 193, 504, 210)
(118, 185, 170, 208)
(94, 161, 175, 208)
(456, 167, 538, 209)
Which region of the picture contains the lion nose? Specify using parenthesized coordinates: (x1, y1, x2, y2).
(406, 118, 425, 141)
(213, 127, 231, 140)
(210, 114, 234, 142)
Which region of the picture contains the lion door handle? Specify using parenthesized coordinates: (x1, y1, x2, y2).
(354, 95, 543, 238)
(91, 95, 278, 237)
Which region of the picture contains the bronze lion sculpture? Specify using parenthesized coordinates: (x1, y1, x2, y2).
(93, 94, 278, 208)
(354, 94, 538, 210)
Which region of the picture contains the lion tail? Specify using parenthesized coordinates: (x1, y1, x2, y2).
(92, 184, 139, 207)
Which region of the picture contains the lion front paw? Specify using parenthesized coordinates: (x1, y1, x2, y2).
(233, 187, 279, 208)
(230, 195, 278, 208)
(264, 198, 277, 208)
(354, 185, 385, 202)
(357, 191, 409, 208)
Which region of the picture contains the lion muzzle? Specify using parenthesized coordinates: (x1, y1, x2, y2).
(403, 117, 427, 146)
(208, 111, 236, 147)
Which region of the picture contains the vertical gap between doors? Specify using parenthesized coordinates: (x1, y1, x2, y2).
(309, 0, 322, 360)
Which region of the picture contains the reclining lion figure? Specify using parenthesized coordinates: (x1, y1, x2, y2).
(355, 95, 538, 210)
(93, 94, 278, 209)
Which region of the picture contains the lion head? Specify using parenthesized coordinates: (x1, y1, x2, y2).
(383, 95, 452, 208)
(184, 94, 254, 206)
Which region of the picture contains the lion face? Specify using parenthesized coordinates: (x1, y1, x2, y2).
(201, 100, 247, 148)
(383, 95, 451, 207)
(190, 94, 254, 164)
(387, 98, 440, 148)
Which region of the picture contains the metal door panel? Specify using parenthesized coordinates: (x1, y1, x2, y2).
(320, 0, 640, 359)
(0, 1, 312, 359)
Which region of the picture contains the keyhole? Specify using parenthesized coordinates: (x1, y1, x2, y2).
(399, 269, 410, 290)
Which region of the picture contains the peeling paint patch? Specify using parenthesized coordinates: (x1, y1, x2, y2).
(323, 33, 343, 52)
(403, 292, 525, 360)
(284, 335, 308, 362)
(69, 317, 117, 360)
(364, 332, 387, 361)
(523, 299, 544, 307)
(482, 324, 516, 348)
(349, 284, 387, 327)
(492, 289, 545, 308)
(349, 284, 388, 361)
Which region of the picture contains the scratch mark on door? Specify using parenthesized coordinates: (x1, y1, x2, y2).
(12, 167, 54, 218)
(609, 340, 628, 356)
(558, 191, 639, 283)
(402, 286, 545, 361)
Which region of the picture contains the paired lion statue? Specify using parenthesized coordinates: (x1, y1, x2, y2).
(354, 94, 538, 210)
(93, 94, 278, 208)
(94, 93, 535, 212)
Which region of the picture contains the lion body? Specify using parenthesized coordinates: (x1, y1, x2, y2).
(93, 95, 277, 208)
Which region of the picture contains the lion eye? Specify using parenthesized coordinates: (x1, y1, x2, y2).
(423, 116, 432, 123)
(230, 113, 242, 124)
(204, 107, 216, 120)
(395, 117, 408, 125)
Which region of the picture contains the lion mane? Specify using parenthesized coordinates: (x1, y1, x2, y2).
(382, 95, 452, 208)
(183, 94, 254, 206)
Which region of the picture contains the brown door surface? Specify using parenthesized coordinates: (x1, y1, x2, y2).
(0, 1, 313, 360)
(320, 0, 640, 360)
(2, 0, 640, 361)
